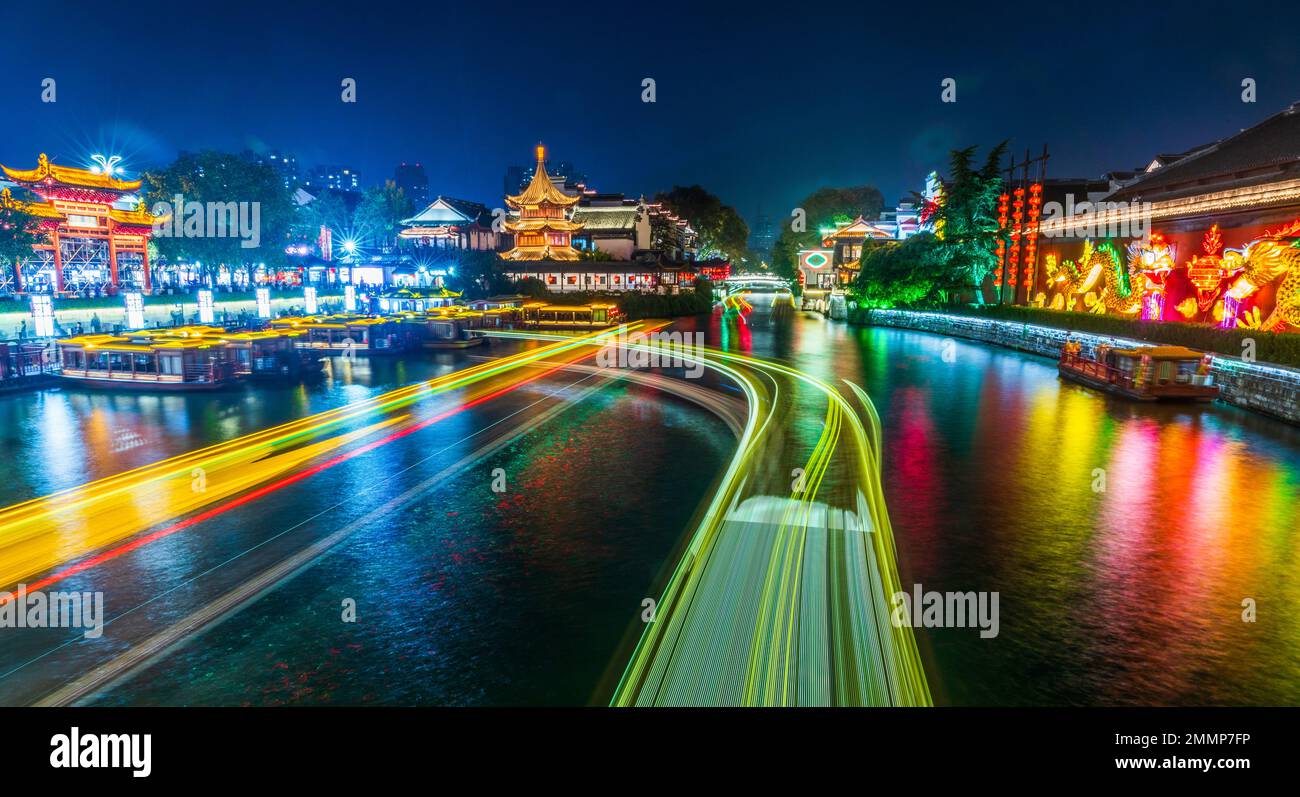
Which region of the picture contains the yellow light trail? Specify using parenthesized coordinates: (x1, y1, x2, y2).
(486, 327, 930, 706)
(0, 324, 643, 592)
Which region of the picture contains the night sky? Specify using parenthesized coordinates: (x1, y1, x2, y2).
(2, 0, 1297, 230)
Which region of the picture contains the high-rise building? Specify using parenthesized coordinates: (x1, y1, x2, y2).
(241, 149, 300, 189)
(748, 210, 776, 260)
(393, 162, 429, 207)
(304, 165, 361, 193)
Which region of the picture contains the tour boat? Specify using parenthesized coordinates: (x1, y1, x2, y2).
(269, 314, 417, 353)
(57, 332, 237, 390)
(518, 302, 622, 329)
(216, 329, 325, 378)
(400, 310, 488, 349)
(1058, 342, 1219, 401)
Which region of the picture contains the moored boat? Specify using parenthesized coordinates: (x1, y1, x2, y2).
(56, 332, 237, 390)
(268, 314, 419, 354)
(518, 301, 622, 329)
(1058, 341, 1219, 402)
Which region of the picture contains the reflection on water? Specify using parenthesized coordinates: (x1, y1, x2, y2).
(85, 382, 731, 706)
(720, 307, 1300, 705)
(7, 305, 1299, 706)
(0, 353, 468, 503)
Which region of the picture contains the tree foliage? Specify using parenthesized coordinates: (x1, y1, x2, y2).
(354, 180, 413, 250)
(853, 233, 950, 306)
(0, 196, 41, 271)
(771, 185, 884, 280)
(143, 151, 296, 282)
(655, 185, 749, 263)
(453, 250, 512, 298)
(927, 142, 1008, 294)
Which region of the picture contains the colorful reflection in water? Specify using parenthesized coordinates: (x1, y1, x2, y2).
(717, 307, 1300, 705)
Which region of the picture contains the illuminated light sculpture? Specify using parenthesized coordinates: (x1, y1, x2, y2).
(1221, 227, 1300, 330)
(344, 284, 357, 313)
(256, 287, 271, 319)
(1043, 218, 1299, 327)
(304, 286, 318, 315)
(1127, 232, 1178, 320)
(0, 154, 164, 294)
(501, 145, 583, 261)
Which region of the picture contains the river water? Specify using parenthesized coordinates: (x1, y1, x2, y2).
(3, 306, 1298, 705)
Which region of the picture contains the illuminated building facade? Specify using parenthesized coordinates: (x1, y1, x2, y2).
(820, 216, 894, 285)
(501, 145, 583, 261)
(399, 196, 500, 252)
(1, 154, 161, 295)
(1034, 102, 1300, 331)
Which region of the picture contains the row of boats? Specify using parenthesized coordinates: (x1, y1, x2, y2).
(51, 298, 625, 391)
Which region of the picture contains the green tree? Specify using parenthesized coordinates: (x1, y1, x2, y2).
(144, 151, 296, 285)
(655, 185, 749, 263)
(853, 233, 950, 306)
(770, 185, 885, 280)
(354, 180, 413, 250)
(927, 142, 1008, 301)
(453, 250, 510, 298)
(0, 191, 41, 279)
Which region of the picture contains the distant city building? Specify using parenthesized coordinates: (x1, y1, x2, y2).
(242, 150, 300, 189)
(304, 165, 361, 193)
(393, 162, 429, 207)
(748, 211, 775, 259)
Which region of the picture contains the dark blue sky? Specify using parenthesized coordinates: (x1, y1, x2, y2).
(2, 0, 1297, 228)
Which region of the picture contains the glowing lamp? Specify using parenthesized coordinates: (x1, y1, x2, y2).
(125, 292, 145, 329)
(198, 290, 215, 324)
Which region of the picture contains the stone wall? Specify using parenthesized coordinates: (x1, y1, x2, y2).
(861, 309, 1300, 426)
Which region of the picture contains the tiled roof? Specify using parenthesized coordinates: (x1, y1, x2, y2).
(402, 196, 492, 226)
(573, 208, 638, 230)
(1108, 103, 1300, 202)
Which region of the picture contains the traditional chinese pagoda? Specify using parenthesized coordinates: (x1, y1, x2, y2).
(0, 153, 160, 294)
(501, 145, 583, 261)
